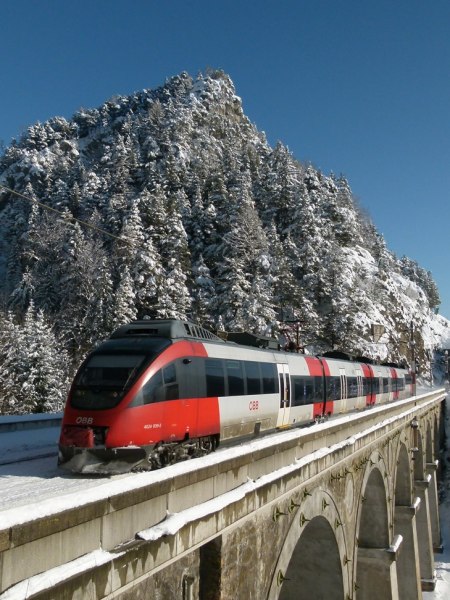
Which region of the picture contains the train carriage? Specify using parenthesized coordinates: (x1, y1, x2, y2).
(320, 357, 368, 415)
(58, 319, 411, 474)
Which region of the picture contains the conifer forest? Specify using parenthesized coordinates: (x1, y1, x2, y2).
(0, 71, 446, 414)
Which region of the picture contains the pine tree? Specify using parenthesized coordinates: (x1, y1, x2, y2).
(116, 194, 167, 319)
(0, 312, 20, 414)
(213, 171, 276, 333)
(113, 265, 138, 327)
(0, 305, 69, 414)
(191, 255, 216, 327)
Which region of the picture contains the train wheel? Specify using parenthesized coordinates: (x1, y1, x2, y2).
(148, 443, 168, 469)
(190, 435, 218, 457)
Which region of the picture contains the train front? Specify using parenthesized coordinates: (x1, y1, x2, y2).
(58, 335, 171, 474)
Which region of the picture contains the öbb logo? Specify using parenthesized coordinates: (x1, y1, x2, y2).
(76, 416, 94, 425)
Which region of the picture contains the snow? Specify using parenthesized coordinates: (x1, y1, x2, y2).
(0, 549, 123, 600)
(389, 534, 403, 553)
(137, 479, 257, 541)
(436, 314, 450, 348)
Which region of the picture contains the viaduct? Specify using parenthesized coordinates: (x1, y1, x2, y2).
(0, 388, 446, 600)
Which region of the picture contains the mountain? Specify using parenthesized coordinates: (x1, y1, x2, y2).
(0, 69, 448, 413)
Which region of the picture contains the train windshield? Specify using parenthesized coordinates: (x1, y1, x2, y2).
(71, 353, 148, 410)
(70, 337, 171, 410)
(76, 354, 145, 388)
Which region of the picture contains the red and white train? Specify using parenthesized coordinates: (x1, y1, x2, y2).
(58, 319, 413, 474)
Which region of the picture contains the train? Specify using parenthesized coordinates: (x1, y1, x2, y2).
(58, 319, 413, 474)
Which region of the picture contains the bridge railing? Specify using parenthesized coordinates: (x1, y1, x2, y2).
(0, 412, 62, 433)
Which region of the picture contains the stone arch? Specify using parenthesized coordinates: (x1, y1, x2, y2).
(411, 416, 440, 589)
(413, 427, 424, 481)
(355, 465, 396, 599)
(267, 488, 349, 600)
(358, 467, 389, 548)
(394, 443, 412, 506)
(394, 443, 422, 599)
(278, 517, 344, 600)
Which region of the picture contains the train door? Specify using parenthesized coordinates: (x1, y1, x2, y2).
(390, 367, 399, 401)
(356, 372, 364, 409)
(338, 368, 348, 412)
(276, 363, 291, 427)
(363, 363, 376, 406)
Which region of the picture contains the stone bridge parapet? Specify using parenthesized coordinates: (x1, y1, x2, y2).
(0, 389, 446, 600)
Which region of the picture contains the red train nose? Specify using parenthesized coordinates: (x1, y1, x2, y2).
(60, 426, 95, 448)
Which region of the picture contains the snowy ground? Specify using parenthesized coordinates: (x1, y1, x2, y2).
(0, 425, 133, 515)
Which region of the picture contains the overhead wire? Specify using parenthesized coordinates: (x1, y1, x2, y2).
(0, 183, 133, 246)
(0, 181, 223, 286)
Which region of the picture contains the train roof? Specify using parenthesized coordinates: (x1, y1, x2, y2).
(110, 319, 280, 351)
(222, 331, 279, 350)
(110, 319, 222, 343)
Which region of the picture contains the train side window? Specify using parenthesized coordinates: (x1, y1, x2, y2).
(294, 377, 311, 405)
(244, 361, 261, 395)
(327, 376, 341, 401)
(227, 360, 245, 396)
(142, 364, 179, 403)
(143, 370, 164, 404)
(163, 364, 176, 384)
(206, 359, 225, 397)
(383, 377, 390, 393)
(177, 356, 202, 399)
(261, 363, 278, 394)
(305, 377, 314, 401)
(163, 364, 179, 400)
(292, 376, 319, 406)
(348, 377, 358, 398)
(292, 377, 305, 406)
(372, 377, 380, 394)
(313, 376, 324, 403)
(362, 377, 370, 396)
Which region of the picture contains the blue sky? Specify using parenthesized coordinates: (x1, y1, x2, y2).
(1, 1, 450, 318)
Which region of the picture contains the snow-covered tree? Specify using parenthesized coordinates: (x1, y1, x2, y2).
(0, 68, 443, 414)
(0, 304, 69, 414)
